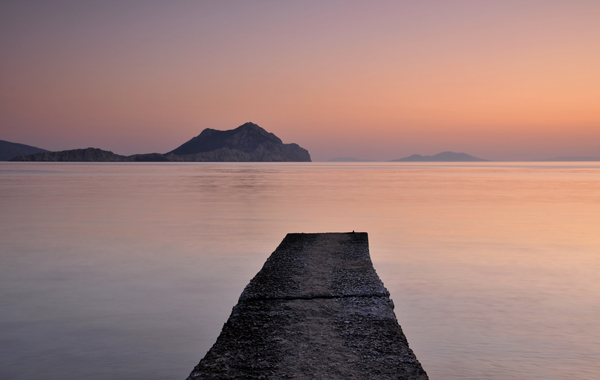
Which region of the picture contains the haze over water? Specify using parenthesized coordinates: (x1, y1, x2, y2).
(1, 162, 599, 380)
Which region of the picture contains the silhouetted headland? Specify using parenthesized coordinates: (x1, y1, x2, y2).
(8, 148, 169, 162)
(187, 232, 428, 380)
(8, 123, 311, 162)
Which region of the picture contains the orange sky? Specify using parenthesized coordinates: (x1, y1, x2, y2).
(1, 1, 599, 161)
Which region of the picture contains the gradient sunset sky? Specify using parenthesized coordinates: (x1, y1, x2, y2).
(1, 1, 599, 161)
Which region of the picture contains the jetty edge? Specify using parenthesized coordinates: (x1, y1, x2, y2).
(187, 232, 428, 379)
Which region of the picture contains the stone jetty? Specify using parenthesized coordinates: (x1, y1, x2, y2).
(187, 232, 428, 379)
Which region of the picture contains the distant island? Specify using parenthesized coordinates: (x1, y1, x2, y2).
(390, 151, 488, 162)
(533, 156, 600, 162)
(8, 123, 311, 162)
(327, 157, 374, 162)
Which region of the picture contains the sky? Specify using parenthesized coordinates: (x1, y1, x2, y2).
(1, 1, 599, 161)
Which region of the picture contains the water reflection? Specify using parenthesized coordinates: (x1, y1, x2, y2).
(0, 162, 599, 380)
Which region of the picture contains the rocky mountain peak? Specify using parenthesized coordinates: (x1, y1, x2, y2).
(167, 122, 290, 156)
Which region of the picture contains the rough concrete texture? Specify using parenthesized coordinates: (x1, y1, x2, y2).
(187, 232, 428, 380)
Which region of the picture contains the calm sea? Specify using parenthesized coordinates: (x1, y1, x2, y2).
(1, 162, 599, 380)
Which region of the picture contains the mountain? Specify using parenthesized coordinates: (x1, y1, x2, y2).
(0, 140, 49, 161)
(10, 148, 169, 162)
(390, 151, 487, 162)
(165, 122, 311, 162)
(11, 123, 311, 162)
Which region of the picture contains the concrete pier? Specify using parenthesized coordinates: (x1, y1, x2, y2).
(187, 232, 428, 379)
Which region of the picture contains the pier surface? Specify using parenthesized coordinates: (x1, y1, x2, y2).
(187, 232, 428, 379)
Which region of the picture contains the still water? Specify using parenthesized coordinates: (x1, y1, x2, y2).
(1, 162, 599, 380)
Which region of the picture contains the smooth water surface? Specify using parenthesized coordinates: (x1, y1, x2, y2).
(1, 162, 599, 379)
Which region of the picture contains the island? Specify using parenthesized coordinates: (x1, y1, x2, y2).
(390, 151, 487, 162)
(327, 157, 374, 162)
(535, 156, 600, 162)
(165, 122, 310, 162)
(8, 123, 311, 162)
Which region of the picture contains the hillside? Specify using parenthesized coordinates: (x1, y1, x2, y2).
(0, 140, 49, 161)
(10, 148, 169, 162)
(11, 148, 127, 162)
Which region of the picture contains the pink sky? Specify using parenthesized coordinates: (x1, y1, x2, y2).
(1, 1, 599, 161)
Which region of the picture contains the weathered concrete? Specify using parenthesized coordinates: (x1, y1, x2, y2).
(187, 232, 428, 379)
